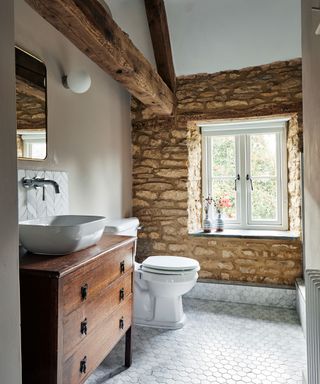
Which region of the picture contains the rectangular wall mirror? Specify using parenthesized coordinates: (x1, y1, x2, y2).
(16, 47, 47, 160)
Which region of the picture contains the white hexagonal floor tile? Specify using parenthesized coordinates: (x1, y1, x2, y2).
(86, 299, 306, 384)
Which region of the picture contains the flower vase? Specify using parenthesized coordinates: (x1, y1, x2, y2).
(203, 211, 212, 233)
(215, 212, 224, 232)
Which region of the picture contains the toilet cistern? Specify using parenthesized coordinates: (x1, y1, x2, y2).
(22, 176, 60, 201)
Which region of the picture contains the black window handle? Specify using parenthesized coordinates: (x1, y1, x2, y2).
(234, 174, 240, 191)
(246, 174, 254, 191)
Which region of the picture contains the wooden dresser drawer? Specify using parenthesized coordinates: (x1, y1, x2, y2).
(63, 271, 133, 360)
(63, 296, 132, 384)
(63, 244, 133, 316)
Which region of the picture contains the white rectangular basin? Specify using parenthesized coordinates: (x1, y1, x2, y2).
(19, 215, 107, 255)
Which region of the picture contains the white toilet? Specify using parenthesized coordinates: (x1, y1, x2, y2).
(104, 218, 200, 329)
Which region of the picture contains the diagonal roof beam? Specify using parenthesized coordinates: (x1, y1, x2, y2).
(144, 0, 176, 92)
(25, 0, 176, 116)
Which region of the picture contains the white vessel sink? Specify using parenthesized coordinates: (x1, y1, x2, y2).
(19, 215, 107, 255)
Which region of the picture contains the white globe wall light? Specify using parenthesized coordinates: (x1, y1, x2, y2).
(62, 70, 91, 94)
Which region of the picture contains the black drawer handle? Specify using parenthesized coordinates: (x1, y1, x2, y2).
(80, 318, 88, 335)
(119, 316, 124, 329)
(80, 356, 87, 374)
(120, 261, 125, 274)
(119, 288, 125, 301)
(81, 284, 88, 301)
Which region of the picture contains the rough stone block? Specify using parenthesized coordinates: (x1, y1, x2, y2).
(168, 244, 188, 252)
(153, 242, 167, 251)
(135, 190, 158, 200)
(159, 190, 187, 201)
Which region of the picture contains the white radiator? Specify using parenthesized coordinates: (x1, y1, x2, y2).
(306, 270, 320, 384)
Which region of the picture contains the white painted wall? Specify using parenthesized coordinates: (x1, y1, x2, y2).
(15, 0, 156, 219)
(302, 1, 320, 269)
(165, 0, 301, 75)
(108, 0, 156, 67)
(0, 0, 21, 382)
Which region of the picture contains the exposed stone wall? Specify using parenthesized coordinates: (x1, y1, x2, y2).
(175, 60, 302, 118)
(187, 122, 202, 232)
(287, 115, 303, 231)
(132, 59, 303, 286)
(16, 81, 46, 130)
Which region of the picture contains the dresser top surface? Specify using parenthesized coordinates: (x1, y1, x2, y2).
(19, 234, 136, 277)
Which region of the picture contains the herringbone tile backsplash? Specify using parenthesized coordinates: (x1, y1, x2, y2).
(18, 169, 69, 221)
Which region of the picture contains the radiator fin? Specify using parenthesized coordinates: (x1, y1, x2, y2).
(306, 270, 320, 384)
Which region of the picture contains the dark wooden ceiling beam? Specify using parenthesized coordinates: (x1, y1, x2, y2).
(16, 77, 46, 102)
(144, 0, 176, 92)
(25, 0, 176, 116)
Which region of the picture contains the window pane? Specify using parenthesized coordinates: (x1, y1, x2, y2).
(211, 136, 236, 177)
(250, 133, 277, 177)
(30, 143, 46, 159)
(212, 179, 237, 220)
(251, 179, 277, 221)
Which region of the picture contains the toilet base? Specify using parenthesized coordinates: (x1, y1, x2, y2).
(134, 292, 187, 329)
(134, 313, 186, 330)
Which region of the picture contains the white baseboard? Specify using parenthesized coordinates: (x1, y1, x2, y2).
(296, 278, 306, 337)
(302, 368, 308, 384)
(185, 281, 296, 309)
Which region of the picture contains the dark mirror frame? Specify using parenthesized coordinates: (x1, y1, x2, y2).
(16, 46, 48, 161)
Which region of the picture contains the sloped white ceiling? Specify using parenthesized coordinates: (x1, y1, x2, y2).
(107, 0, 301, 77)
(108, 0, 156, 67)
(165, 0, 301, 75)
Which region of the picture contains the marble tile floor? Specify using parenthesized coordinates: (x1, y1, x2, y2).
(86, 298, 306, 384)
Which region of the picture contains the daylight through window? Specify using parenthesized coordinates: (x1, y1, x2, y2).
(201, 119, 288, 230)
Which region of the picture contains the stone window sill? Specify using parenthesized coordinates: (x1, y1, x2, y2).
(189, 229, 300, 241)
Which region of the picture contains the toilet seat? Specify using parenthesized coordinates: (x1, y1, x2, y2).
(136, 268, 198, 283)
(141, 266, 197, 275)
(141, 256, 200, 275)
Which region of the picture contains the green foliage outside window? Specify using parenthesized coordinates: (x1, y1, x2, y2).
(211, 133, 278, 221)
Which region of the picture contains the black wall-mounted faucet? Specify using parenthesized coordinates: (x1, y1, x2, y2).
(22, 177, 60, 201)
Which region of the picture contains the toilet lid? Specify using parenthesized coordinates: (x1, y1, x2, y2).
(142, 256, 200, 272)
(140, 266, 198, 275)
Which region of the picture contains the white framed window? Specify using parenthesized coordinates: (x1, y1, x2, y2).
(20, 132, 46, 160)
(201, 119, 289, 230)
